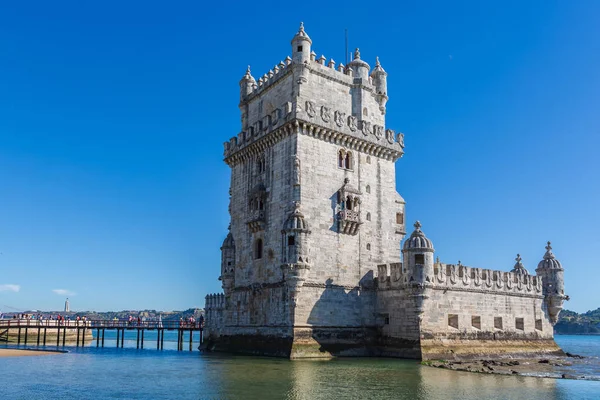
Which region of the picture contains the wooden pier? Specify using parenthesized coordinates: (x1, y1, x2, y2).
(0, 319, 203, 351)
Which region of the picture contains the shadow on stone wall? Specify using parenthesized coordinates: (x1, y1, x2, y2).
(302, 273, 377, 357)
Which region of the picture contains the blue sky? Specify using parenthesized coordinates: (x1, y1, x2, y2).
(0, 1, 598, 313)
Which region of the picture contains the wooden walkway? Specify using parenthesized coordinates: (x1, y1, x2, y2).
(0, 319, 203, 351)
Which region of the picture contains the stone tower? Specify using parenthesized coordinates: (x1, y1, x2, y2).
(64, 298, 70, 313)
(209, 23, 406, 357)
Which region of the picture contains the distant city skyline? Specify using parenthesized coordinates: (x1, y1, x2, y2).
(0, 1, 598, 313)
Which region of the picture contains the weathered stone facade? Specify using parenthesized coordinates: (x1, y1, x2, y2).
(203, 24, 568, 360)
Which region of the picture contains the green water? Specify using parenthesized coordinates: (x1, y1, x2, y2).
(0, 335, 598, 399)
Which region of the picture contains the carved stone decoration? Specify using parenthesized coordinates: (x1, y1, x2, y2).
(334, 111, 345, 127)
(373, 125, 383, 140)
(360, 120, 372, 136)
(347, 115, 357, 132)
(397, 132, 405, 148)
(306, 101, 316, 117)
(293, 155, 301, 186)
(321, 106, 331, 123)
(385, 129, 395, 144)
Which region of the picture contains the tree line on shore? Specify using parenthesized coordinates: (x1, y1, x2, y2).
(555, 307, 600, 334)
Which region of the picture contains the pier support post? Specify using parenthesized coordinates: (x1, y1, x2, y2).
(17, 327, 21, 345)
(76, 327, 80, 347)
(160, 329, 164, 350)
(37, 327, 41, 346)
(121, 328, 125, 348)
(82, 327, 86, 347)
(24, 327, 28, 346)
(56, 327, 60, 347)
(43, 328, 47, 346)
(96, 328, 100, 347)
(102, 329, 105, 347)
(141, 329, 144, 349)
(189, 329, 192, 351)
(62, 327, 66, 347)
(136, 329, 140, 349)
(116, 328, 120, 348)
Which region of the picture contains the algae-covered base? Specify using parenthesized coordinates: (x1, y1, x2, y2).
(423, 353, 599, 381)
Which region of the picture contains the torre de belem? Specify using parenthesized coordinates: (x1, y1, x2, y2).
(203, 24, 568, 360)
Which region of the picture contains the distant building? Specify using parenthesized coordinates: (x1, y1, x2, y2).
(204, 24, 568, 360)
(64, 298, 70, 313)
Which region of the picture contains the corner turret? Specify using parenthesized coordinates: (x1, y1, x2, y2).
(370, 57, 388, 113)
(239, 66, 256, 101)
(535, 241, 567, 324)
(402, 221, 435, 284)
(220, 227, 236, 293)
(291, 22, 312, 64)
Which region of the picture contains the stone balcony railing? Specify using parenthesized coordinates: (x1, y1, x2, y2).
(246, 210, 266, 233)
(338, 210, 361, 235)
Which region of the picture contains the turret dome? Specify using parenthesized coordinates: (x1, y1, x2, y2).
(283, 204, 310, 232)
(291, 22, 312, 45)
(510, 254, 529, 275)
(403, 221, 434, 251)
(221, 231, 235, 249)
(537, 241, 563, 270)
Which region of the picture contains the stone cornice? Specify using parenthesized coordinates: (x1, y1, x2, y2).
(224, 119, 404, 166)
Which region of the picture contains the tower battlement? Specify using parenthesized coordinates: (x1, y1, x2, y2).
(225, 23, 404, 164)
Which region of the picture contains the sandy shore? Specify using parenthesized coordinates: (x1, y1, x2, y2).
(0, 348, 65, 357)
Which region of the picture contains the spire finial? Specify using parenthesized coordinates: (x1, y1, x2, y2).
(354, 48, 360, 60)
(543, 241, 555, 260)
(546, 241, 552, 251)
(375, 56, 380, 66)
(299, 22, 304, 32)
(515, 254, 522, 263)
(414, 221, 422, 231)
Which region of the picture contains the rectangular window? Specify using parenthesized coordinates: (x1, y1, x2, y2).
(396, 212, 404, 224)
(384, 315, 390, 325)
(472, 316, 481, 330)
(494, 317, 503, 330)
(287, 236, 295, 246)
(535, 319, 543, 331)
(297, 46, 303, 52)
(516, 317, 524, 331)
(415, 254, 425, 264)
(448, 314, 459, 329)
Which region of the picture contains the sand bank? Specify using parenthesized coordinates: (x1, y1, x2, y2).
(0, 348, 65, 357)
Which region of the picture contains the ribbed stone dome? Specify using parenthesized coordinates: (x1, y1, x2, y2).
(537, 242, 563, 270)
(510, 254, 529, 275)
(284, 205, 309, 232)
(221, 231, 235, 249)
(291, 22, 312, 44)
(403, 221, 434, 251)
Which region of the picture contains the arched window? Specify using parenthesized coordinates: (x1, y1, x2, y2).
(287, 235, 295, 246)
(363, 107, 368, 116)
(396, 212, 404, 225)
(366, 243, 371, 251)
(258, 199, 264, 211)
(254, 239, 263, 260)
(366, 212, 371, 221)
(338, 150, 345, 168)
(366, 185, 371, 194)
(344, 152, 352, 169)
(256, 155, 266, 174)
(346, 196, 353, 210)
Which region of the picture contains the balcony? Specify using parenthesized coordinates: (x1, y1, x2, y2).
(338, 210, 361, 235)
(246, 210, 266, 233)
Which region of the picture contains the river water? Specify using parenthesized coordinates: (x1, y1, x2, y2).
(1, 334, 599, 399)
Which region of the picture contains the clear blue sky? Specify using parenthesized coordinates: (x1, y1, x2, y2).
(0, 1, 598, 313)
